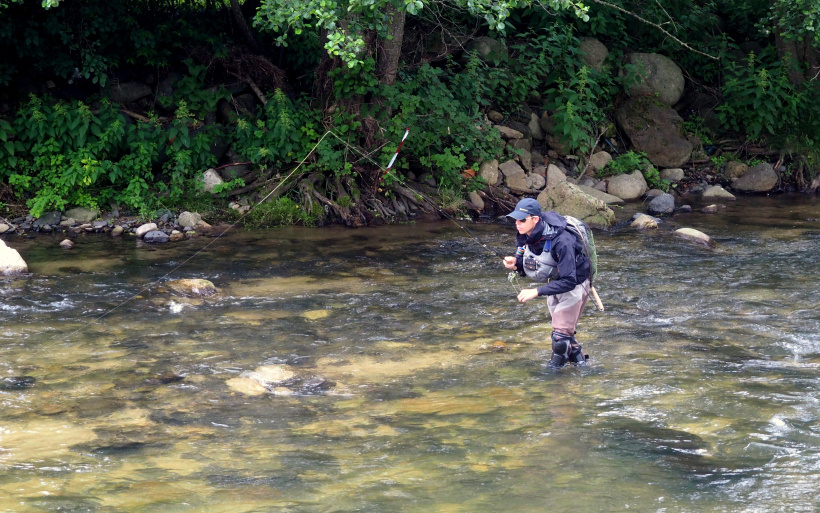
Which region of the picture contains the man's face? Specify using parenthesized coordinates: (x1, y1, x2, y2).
(515, 215, 539, 236)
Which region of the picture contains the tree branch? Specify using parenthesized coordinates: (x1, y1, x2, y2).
(585, 0, 719, 61)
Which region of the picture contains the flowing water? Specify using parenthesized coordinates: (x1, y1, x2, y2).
(1, 196, 819, 512)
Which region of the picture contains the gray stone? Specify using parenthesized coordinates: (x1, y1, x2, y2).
(33, 211, 61, 228)
(496, 125, 524, 139)
(607, 170, 648, 200)
(615, 96, 693, 168)
(65, 207, 99, 223)
(178, 211, 203, 229)
(506, 174, 530, 194)
(623, 53, 685, 106)
(675, 227, 713, 246)
(580, 37, 609, 71)
(200, 169, 224, 193)
(143, 230, 170, 243)
(660, 168, 685, 182)
(732, 163, 777, 192)
(466, 36, 508, 65)
(135, 223, 158, 237)
(517, 148, 532, 172)
(577, 185, 625, 205)
(724, 161, 748, 180)
(537, 180, 616, 228)
(587, 151, 612, 174)
(702, 185, 736, 200)
(647, 193, 675, 215)
(631, 214, 658, 229)
(499, 160, 526, 178)
(529, 173, 546, 190)
(468, 191, 484, 210)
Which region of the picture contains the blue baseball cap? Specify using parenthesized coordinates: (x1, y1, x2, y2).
(507, 198, 542, 221)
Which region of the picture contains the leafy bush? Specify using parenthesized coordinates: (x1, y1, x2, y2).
(0, 95, 222, 218)
(717, 49, 805, 141)
(600, 150, 669, 191)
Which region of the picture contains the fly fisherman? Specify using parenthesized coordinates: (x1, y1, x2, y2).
(502, 198, 592, 367)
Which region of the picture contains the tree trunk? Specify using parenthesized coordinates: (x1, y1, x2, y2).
(378, 5, 406, 85)
(229, 0, 261, 53)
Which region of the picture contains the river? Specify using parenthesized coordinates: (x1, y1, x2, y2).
(1, 195, 819, 512)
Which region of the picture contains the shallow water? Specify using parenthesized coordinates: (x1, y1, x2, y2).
(2, 195, 820, 512)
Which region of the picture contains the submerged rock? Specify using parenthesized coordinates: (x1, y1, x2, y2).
(675, 227, 713, 246)
(166, 278, 218, 297)
(0, 240, 28, 275)
(1, 376, 36, 390)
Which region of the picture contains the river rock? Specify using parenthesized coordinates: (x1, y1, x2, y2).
(60, 239, 74, 249)
(0, 223, 10, 234)
(242, 365, 296, 386)
(675, 227, 712, 246)
(32, 211, 61, 228)
(166, 278, 218, 296)
(731, 163, 777, 192)
(537, 180, 616, 228)
(225, 377, 267, 396)
(200, 169, 224, 193)
(576, 185, 624, 205)
(623, 52, 685, 106)
(135, 222, 158, 237)
(111, 225, 124, 237)
(660, 168, 685, 182)
(702, 204, 719, 214)
(178, 211, 203, 229)
(65, 207, 99, 223)
(724, 161, 749, 180)
(143, 230, 170, 243)
(615, 96, 693, 168)
(607, 170, 648, 200)
(496, 125, 523, 139)
(647, 193, 675, 215)
(0, 240, 28, 275)
(587, 151, 612, 175)
(580, 37, 609, 71)
(631, 214, 658, 229)
(702, 185, 736, 200)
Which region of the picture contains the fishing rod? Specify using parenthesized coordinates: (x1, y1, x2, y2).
(325, 129, 522, 293)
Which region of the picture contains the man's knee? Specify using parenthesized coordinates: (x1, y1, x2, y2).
(549, 331, 572, 367)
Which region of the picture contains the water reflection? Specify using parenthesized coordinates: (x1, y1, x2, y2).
(1, 195, 819, 511)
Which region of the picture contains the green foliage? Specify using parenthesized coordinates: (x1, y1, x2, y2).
(376, 61, 505, 189)
(253, 0, 589, 68)
(241, 195, 318, 227)
(683, 116, 713, 146)
(0, 95, 222, 218)
(158, 60, 231, 120)
(600, 150, 650, 177)
(717, 49, 806, 141)
(599, 149, 669, 191)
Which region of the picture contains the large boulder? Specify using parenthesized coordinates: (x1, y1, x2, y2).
(731, 163, 778, 192)
(606, 169, 648, 200)
(478, 159, 500, 186)
(537, 180, 616, 228)
(466, 36, 508, 65)
(0, 240, 28, 275)
(108, 81, 152, 104)
(623, 53, 685, 106)
(646, 193, 675, 215)
(577, 185, 625, 205)
(580, 37, 609, 71)
(615, 96, 693, 168)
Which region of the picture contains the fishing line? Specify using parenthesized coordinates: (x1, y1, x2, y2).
(45, 131, 335, 347)
(37, 126, 519, 350)
(322, 130, 521, 294)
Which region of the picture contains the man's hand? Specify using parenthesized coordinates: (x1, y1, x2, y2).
(503, 256, 517, 269)
(517, 288, 539, 303)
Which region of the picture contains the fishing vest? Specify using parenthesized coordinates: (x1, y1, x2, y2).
(521, 226, 559, 283)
